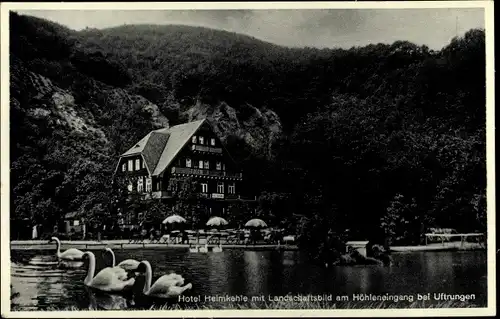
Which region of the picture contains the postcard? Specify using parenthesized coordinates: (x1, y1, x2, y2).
(0, 1, 495, 318)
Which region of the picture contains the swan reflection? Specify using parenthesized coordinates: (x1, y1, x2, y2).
(86, 287, 133, 310)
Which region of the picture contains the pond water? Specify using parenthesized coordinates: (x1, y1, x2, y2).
(10, 248, 487, 310)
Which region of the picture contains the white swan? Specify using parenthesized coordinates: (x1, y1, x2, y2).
(101, 248, 131, 280)
(50, 237, 84, 261)
(212, 243, 223, 253)
(103, 248, 140, 271)
(83, 251, 135, 293)
(138, 260, 192, 299)
(199, 244, 209, 253)
(189, 244, 199, 253)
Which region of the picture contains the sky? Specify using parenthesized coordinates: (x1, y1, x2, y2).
(16, 8, 485, 50)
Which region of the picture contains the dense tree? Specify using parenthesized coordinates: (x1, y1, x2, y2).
(9, 11, 486, 256)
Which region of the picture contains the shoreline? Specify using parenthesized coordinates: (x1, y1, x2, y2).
(9, 240, 485, 252)
(9, 240, 299, 251)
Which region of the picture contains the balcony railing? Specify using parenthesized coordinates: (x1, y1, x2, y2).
(171, 167, 242, 179)
(199, 193, 256, 201)
(138, 191, 255, 201)
(146, 191, 173, 199)
(192, 144, 223, 154)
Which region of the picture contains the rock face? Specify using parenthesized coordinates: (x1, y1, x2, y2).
(104, 87, 169, 129)
(11, 58, 169, 144)
(184, 100, 282, 156)
(11, 61, 105, 142)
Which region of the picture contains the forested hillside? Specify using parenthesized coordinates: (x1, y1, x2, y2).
(10, 12, 486, 249)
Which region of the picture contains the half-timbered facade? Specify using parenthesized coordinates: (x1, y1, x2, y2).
(114, 119, 253, 220)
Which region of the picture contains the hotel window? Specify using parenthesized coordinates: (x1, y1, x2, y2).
(199, 136, 204, 145)
(204, 160, 209, 169)
(137, 178, 144, 193)
(216, 162, 222, 170)
(192, 136, 197, 143)
(135, 159, 140, 170)
(228, 183, 235, 194)
(122, 163, 126, 172)
(199, 160, 204, 169)
(210, 138, 216, 146)
(145, 177, 152, 192)
(201, 183, 208, 193)
(128, 160, 133, 171)
(217, 182, 224, 194)
(186, 158, 192, 168)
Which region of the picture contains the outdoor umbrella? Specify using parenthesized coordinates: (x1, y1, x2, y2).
(244, 218, 267, 228)
(206, 216, 229, 228)
(162, 214, 187, 224)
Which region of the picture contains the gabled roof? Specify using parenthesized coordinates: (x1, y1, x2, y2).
(142, 130, 170, 173)
(152, 119, 205, 175)
(120, 119, 206, 176)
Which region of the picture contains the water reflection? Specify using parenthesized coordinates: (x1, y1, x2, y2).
(243, 251, 270, 296)
(86, 288, 133, 310)
(10, 249, 487, 310)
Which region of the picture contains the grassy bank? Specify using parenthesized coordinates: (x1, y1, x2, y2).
(18, 299, 480, 311)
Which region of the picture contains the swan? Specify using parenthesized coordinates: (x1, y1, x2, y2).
(138, 260, 192, 299)
(50, 237, 84, 261)
(83, 251, 135, 293)
(103, 248, 140, 271)
(199, 244, 209, 253)
(189, 244, 199, 253)
(100, 248, 131, 280)
(212, 243, 222, 253)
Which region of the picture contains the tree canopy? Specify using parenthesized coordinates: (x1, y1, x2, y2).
(9, 12, 486, 247)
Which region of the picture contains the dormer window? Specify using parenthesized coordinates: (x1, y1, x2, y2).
(192, 136, 197, 143)
(199, 136, 204, 145)
(135, 159, 140, 170)
(210, 138, 216, 146)
(142, 160, 145, 169)
(186, 158, 192, 168)
(128, 160, 133, 171)
(122, 163, 126, 172)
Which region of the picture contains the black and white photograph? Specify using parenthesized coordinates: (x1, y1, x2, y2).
(1, 1, 495, 317)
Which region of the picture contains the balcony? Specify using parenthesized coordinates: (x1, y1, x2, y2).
(147, 191, 173, 199)
(171, 167, 242, 180)
(191, 144, 223, 154)
(198, 193, 256, 201)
